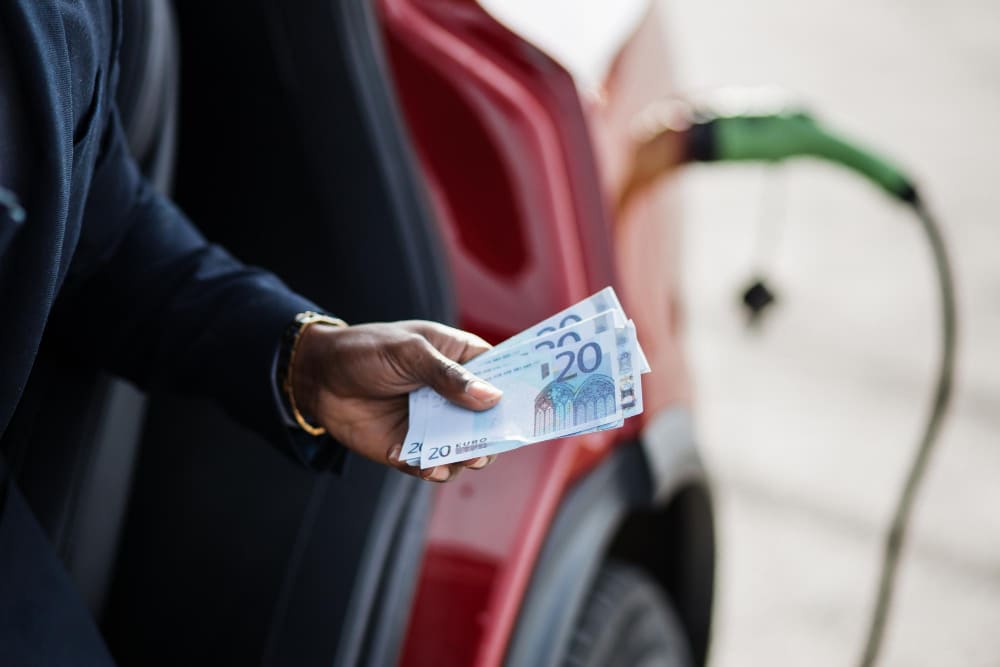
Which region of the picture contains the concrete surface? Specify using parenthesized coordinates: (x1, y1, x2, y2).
(661, 0, 1000, 664)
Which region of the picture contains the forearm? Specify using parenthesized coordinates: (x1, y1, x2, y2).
(67, 108, 338, 466)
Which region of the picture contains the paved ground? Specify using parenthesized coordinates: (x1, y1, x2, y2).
(661, 0, 1000, 664)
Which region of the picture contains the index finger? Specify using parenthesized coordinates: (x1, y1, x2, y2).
(399, 321, 492, 364)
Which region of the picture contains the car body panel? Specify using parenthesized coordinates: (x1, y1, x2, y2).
(379, 1, 697, 665)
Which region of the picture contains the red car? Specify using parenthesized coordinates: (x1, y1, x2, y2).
(14, 0, 715, 665)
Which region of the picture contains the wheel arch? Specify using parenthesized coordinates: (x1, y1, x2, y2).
(502, 406, 715, 667)
(606, 476, 715, 665)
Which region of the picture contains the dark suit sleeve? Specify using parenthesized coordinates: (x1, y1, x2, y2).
(70, 106, 343, 470)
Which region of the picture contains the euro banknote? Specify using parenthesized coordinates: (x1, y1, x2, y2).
(401, 288, 649, 468)
(418, 326, 624, 468)
(479, 286, 651, 373)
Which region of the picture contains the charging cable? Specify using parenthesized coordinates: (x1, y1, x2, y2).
(623, 88, 957, 667)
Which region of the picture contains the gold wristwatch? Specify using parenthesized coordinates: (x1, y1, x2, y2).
(278, 311, 347, 436)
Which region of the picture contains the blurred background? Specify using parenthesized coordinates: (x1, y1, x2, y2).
(486, 0, 999, 663)
(670, 0, 1000, 664)
(11, 0, 997, 665)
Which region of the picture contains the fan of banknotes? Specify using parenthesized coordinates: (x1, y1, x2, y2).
(404, 287, 650, 469)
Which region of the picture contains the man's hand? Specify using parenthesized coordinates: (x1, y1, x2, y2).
(290, 320, 502, 482)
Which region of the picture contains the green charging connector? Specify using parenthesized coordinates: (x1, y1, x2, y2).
(691, 111, 915, 201)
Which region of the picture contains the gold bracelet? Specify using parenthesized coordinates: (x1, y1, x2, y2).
(283, 312, 347, 436)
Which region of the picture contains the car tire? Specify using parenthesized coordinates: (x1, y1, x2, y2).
(564, 559, 693, 667)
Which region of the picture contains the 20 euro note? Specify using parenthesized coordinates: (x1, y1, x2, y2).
(469, 314, 644, 424)
(479, 286, 651, 374)
(467, 308, 622, 373)
(418, 328, 623, 468)
(401, 288, 651, 466)
(403, 310, 634, 465)
(488, 319, 645, 440)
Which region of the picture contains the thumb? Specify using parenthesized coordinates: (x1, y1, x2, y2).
(412, 339, 502, 410)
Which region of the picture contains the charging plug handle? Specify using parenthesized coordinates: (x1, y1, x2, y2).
(689, 112, 916, 202)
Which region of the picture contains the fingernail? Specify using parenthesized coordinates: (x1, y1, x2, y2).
(466, 379, 502, 402)
(468, 456, 490, 470)
(429, 466, 451, 482)
(389, 444, 402, 463)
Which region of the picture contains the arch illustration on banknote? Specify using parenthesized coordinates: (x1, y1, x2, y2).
(533, 374, 616, 436)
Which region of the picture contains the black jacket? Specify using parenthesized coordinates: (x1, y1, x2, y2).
(0, 0, 332, 465)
